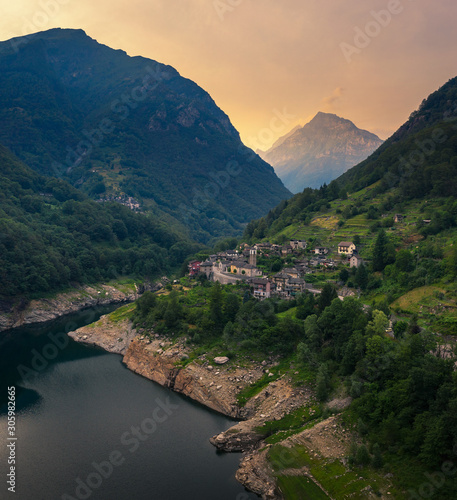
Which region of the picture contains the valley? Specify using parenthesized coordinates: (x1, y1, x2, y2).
(1, 19, 457, 500)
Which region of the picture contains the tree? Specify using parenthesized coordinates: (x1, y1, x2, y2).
(365, 310, 389, 337)
(447, 247, 457, 277)
(356, 444, 371, 466)
(339, 188, 348, 200)
(223, 321, 235, 342)
(355, 263, 368, 290)
(372, 444, 383, 469)
(303, 314, 322, 350)
(296, 292, 315, 320)
(372, 230, 386, 271)
(339, 268, 349, 283)
(395, 249, 415, 272)
(164, 294, 182, 329)
(318, 283, 338, 313)
(209, 282, 224, 330)
(271, 259, 282, 272)
(316, 363, 331, 401)
(393, 320, 408, 338)
(224, 293, 240, 323)
(297, 342, 318, 368)
(407, 314, 421, 335)
(357, 418, 368, 436)
(136, 291, 157, 318)
(348, 441, 358, 466)
(372, 229, 394, 272)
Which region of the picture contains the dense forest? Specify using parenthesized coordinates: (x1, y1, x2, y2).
(0, 144, 201, 298)
(132, 281, 457, 497)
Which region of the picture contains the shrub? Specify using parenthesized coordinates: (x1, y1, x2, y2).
(356, 444, 371, 466)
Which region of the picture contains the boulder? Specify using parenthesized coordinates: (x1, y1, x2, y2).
(214, 356, 230, 365)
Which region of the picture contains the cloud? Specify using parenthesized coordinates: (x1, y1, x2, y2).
(321, 87, 345, 113)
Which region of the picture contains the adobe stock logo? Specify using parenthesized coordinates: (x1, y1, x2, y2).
(10, 0, 71, 53)
(340, 0, 407, 63)
(408, 443, 457, 499)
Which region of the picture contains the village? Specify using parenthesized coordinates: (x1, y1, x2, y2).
(188, 238, 364, 300)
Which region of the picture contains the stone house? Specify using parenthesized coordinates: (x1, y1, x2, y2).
(272, 272, 291, 291)
(349, 256, 363, 268)
(230, 260, 261, 278)
(337, 241, 356, 255)
(200, 261, 213, 278)
(290, 240, 307, 250)
(287, 277, 306, 293)
(282, 268, 300, 279)
(218, 260, 231, 273)
(251, 278, 271, 299)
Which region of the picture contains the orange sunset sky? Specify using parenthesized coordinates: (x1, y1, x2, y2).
(2, 0, 457, 149)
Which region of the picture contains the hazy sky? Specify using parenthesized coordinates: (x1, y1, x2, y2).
(2, 0, 457, 149)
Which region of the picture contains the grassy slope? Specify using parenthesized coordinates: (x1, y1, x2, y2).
(266, 184, 457, 335)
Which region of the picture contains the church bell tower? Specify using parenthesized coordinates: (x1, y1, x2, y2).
(249, 248, 257, 267)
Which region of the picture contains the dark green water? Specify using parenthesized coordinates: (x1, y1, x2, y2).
(0, 307, 257, 500)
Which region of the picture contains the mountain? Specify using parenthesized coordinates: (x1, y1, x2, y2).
(0, 142, 199, 298)
(338, 76, 457, 196)
(259, 112, 383, 193)
(243, 75, 457, 339)
(256, 125, 301, 155)
(245, 75, 457, 241)
(0, 29, 290, 243)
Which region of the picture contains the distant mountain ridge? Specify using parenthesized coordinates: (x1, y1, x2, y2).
(259, 112, 383, 193)
(0, 28, 290, 243)
(245, 75, 457, 242)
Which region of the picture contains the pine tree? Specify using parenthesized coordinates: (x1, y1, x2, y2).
(355, 263, 368, 290)
(318, 283, 338, 313)
(372, 229, 395, 272)
(372, 230, 387, 271)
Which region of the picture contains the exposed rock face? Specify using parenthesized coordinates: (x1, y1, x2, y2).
(236, 449, 281, 500)
(283, 415, 352, 460)
(210, 378, 313, 451)
(0, 282, 157, 333)
(68, 313, 137, 355)
(259, 112, 383, 192)
(122, 339, 265, 418)
(210, 421, 265, 452)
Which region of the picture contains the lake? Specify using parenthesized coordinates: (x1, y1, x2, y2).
(0, 307, 258, 500)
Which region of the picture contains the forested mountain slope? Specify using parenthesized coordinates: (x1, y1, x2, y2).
(0, 144, 199, 298)
(0, 28, 291, 243)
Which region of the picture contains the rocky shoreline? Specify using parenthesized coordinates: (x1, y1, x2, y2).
(7, 293, 397, 499)
(0, 282, 158, 333)
(69, 312, 396, 500)
(69, 312, 319, 499)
